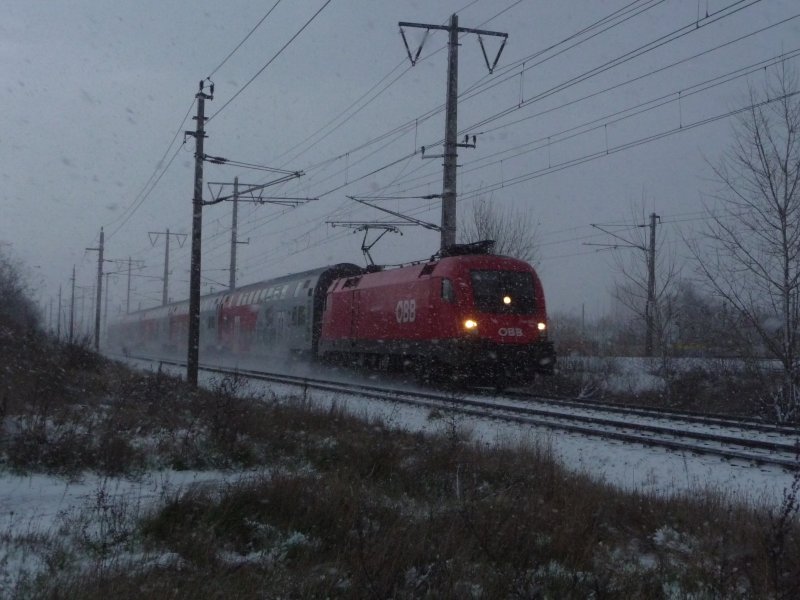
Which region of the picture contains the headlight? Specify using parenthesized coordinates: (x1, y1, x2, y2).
(502, 295, 512, 305)
(537, 322, 546, 331)
(464, 319, 478, 330)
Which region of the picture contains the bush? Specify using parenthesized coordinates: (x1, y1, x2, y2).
(0, 250, 40, 335)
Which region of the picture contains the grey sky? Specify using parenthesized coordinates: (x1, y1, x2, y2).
(2, 0, 798, 330)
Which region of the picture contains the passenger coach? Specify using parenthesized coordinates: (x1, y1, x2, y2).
(108, 243, 555, 386)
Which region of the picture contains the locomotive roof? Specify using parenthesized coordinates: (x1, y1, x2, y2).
(330, 254, 537, 291)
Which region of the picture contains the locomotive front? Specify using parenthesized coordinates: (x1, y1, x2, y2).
(436, 254, 556, 383)
(319, 247, 555, 386)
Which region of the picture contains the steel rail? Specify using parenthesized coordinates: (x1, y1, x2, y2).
(505, 390, 800, 435)
(118, 353, 800, 471)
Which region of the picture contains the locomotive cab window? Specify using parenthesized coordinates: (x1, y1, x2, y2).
(470, 270, 535, 314)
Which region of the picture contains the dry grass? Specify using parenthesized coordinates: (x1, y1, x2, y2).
(1, 334, 799, 598)
(540, 355, 792, 422)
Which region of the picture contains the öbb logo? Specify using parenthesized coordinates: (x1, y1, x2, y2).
(395, 299, 416, 323)
(498, 327, 523, 337)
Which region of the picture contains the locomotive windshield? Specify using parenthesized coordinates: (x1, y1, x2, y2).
(470, 270, 536, 314)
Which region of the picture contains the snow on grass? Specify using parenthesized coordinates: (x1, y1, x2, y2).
(0, 469, 273, 593)
(137, 358, 799, 508)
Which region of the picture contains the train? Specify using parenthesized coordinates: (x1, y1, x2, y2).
(107, 242, 556, 386)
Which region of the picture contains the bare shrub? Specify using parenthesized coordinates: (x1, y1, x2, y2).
(0, 249, 40, 335)
(763, 458, 800, 597)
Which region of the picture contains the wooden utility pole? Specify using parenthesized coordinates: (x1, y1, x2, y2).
(127, 257, 132, 314)
(162, 228, 170, 305)
(186, 80, 213, 388)
(121, 257, 146, 314)
(207, 177, 307, 292)
(399, 15, 507, 251)
(230, 177, 239, 291)
(589, 213, 660, 357)
(104, 271, 111, 337)
(96, 228, 104, 350)
(57, 284, 62, 340)
(69, 266, 75, 342)
(85, 228, 105, 350)
(149, 230, 186, 305)
(441, 13, 460, 250)
(645, 212, 659, 357)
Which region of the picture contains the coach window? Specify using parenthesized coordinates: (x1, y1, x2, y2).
(441, 278, 455, 303)
(295, 280, 311, 297)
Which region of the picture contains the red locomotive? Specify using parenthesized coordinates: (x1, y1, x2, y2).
(108, 242, 555, 386)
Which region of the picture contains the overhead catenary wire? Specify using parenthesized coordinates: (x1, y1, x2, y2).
(382, 47, 800, 197)
(268, 1, 526, 173)
(104, 98, 196, 241)
(263, 0, 770, 213)
(229, 82, 800, 278)
(207, 0, 334, 123)
(234, 0, 647, 241)
(428, 0, 766, 151)
(206, 0, 285, 79)
(104, 1, 290, 249)
(121, 0, 791, 304)
(99, 1, 331, 294)
(181, 0, 675, 260)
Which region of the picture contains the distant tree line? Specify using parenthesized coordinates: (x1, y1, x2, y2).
(0, 249, 40, 335)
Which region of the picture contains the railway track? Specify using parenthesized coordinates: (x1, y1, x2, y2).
(120, 353, 800, 471)
(505, 390, 799, 436)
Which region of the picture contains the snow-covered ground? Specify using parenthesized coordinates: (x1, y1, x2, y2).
(144, 358, 800, 506)
(1, 356, 796, 590)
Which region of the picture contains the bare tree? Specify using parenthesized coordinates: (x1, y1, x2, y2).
(596, 202, 681, 356)
(612, 253, 680, 357)
(458, 195, 539, 263)
(692, 64, 800, 419)
(0, 248, 40, 334)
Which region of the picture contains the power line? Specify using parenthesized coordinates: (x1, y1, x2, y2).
(268, 2, 525, 174)
(260, 0, 763, 218)
(474, 12, 800, 138)
(208, 0, 334, 123)
(385, 48, 800, 197)
(455, 88, 800, 202)
(233, 86, 800, 276)
(437, 0, 765, 147)
(119, 0, 789, 297)
(206, 0, 285, 79)
(105, 99, 196, 240)
(234, 0, 656, 221)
